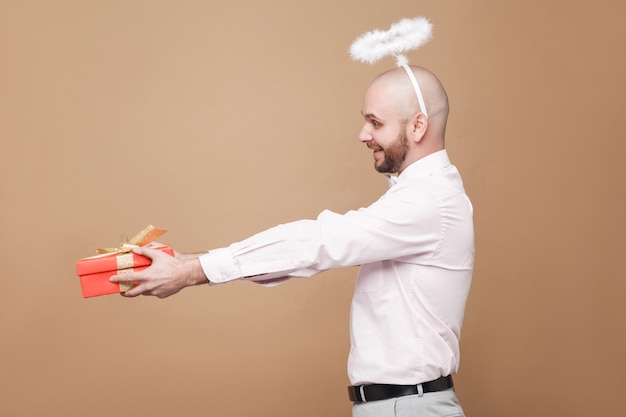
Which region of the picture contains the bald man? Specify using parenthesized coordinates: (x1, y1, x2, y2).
(112, 66, 474, 417)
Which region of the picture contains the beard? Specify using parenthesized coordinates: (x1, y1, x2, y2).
(371, 132, 409, 174)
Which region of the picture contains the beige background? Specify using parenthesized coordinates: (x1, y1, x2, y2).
(1, 1, 625, 416)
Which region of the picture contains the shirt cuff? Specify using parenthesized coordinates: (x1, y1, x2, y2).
(198, 248, 240, 284)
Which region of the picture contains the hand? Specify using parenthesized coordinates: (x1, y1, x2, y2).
(109, 246, 208, 298)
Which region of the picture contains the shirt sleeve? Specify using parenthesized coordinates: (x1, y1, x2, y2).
(199, 181, 442, 285)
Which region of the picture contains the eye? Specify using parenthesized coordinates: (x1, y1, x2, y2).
(371, 120, 382, 128)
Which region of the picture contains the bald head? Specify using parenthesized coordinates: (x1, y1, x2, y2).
(368, 66, 449, 143)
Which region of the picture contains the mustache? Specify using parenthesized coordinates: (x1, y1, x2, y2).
(367, 143, 383, 151)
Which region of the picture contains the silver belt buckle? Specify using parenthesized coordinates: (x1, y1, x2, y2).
(359, 385, 367, 403)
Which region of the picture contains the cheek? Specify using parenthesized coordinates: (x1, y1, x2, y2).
(375, 130, 396, 148)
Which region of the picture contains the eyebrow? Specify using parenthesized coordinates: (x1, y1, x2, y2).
(361, 111, 383, 121)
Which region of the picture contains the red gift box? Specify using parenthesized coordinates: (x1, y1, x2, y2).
(76, 225, 171, 298)
(76, 245, 174, 298)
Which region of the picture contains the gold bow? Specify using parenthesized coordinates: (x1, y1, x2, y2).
(96, 224, 167, 254)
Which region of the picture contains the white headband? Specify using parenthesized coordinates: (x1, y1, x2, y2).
(400, 64, 428, 118)
(349, 17, 433, 117)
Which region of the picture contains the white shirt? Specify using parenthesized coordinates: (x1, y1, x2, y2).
(199, 150, 474, 385)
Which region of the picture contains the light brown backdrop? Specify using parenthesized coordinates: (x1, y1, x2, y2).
(1, 1, 624, 416)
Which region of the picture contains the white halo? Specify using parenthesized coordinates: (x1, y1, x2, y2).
(349, 17, 433, 66)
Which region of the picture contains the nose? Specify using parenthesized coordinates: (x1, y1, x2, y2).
(358, 124, 373, 143)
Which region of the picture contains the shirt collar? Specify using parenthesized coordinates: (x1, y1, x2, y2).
(385, 149, 450, 186)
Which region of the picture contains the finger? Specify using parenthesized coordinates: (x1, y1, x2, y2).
(132, 245, 169, 259)
(109, 270, 144, 284)
(120, 284, 145, 298)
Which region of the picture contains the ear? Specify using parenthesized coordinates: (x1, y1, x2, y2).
(407, 112, 428, 143)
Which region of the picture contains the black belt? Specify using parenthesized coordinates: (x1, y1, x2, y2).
(348, 375, 453, 403)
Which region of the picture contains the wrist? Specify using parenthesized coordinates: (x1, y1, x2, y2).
(177, 251, 204, 261)
(183, 258, 210, 286)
